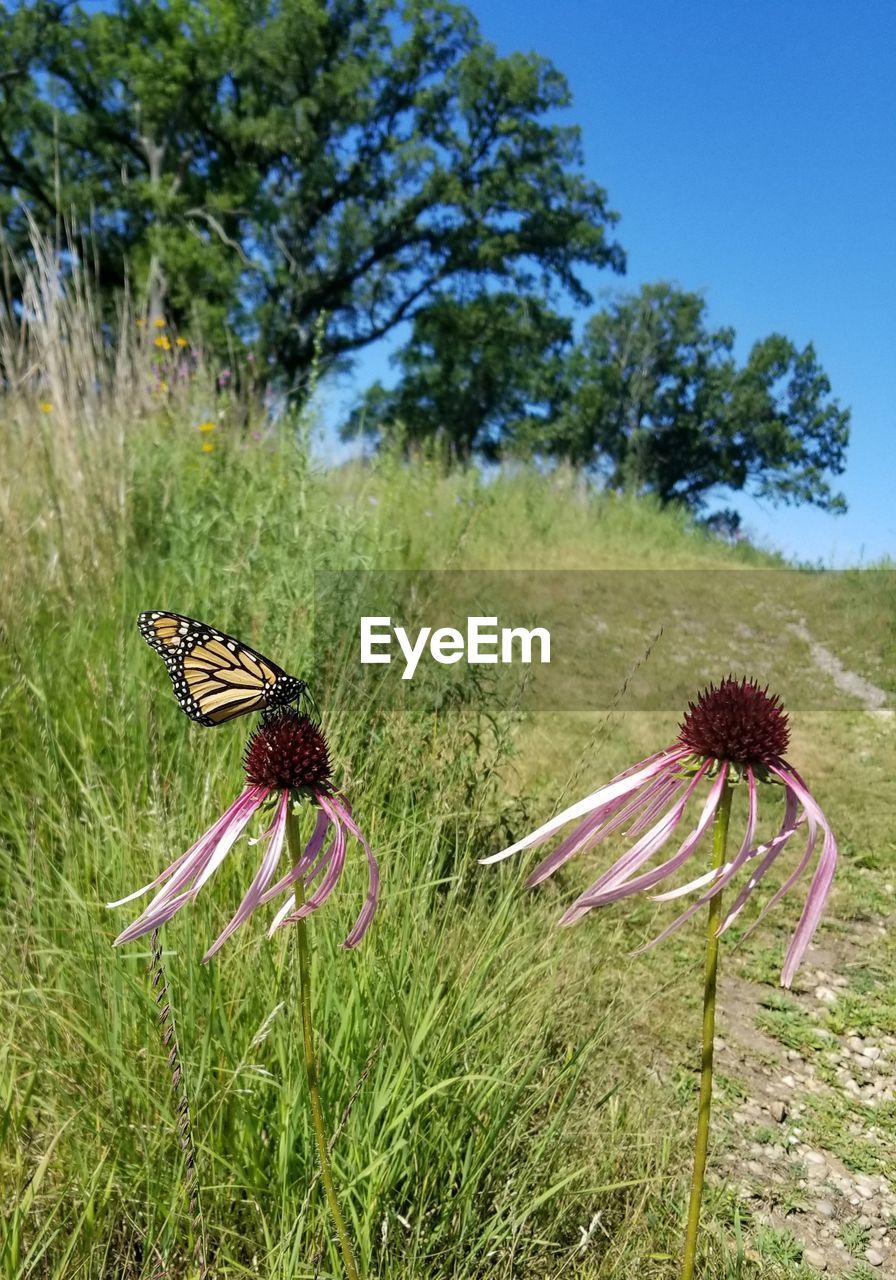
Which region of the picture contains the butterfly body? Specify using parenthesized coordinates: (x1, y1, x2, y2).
(138, 611, 306, 726)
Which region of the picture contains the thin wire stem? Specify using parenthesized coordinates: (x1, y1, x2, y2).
(680, 781, 733, 1280)
(286, 803, 361, 1280)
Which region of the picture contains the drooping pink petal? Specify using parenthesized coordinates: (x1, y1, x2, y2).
(268, 893, 297, 935)
(479, 749, 690, 865)
(654, 766, 758, 902)
(202, 790, 291, 962)
(191, 789, 273, 896)
(624, 776, 686, 839)
(278, 794, 347, 925)
(303, 828, 337, 885)
(115, 885, 200, 941)
(525, 771, 686, 888)
(328, 792, 380, 948)
(577, 764, 730, 911)
(113, 785, 269, 946)
(259, 807, 330, 904)
(769, 764, 838, 989)
(107, 784, 266, 909)
(559, 761, 715, 924)
(130, 785, 267, 918)
(736, 763, 833, 959)
(631, 767, 761, 952)
(717, 789, 802, 934)
(738, 813, 817, 948)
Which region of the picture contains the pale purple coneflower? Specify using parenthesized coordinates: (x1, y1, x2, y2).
(482, 677, 837, 988)
(108, 709, 378, 961)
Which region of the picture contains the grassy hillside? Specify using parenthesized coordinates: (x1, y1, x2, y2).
(1, 407, 893, 1280)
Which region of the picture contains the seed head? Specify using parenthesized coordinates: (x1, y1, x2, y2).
(677, 676, 790, 766)
(244, 709, 332, 793)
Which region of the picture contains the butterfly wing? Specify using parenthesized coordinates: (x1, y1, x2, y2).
(138, 611, 305, 726)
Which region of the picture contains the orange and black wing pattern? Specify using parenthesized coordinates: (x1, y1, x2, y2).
(138, 611, 305, 726)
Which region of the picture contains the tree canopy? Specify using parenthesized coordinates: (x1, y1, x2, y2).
(553, 284, 850, 513)
(0, 4, 849, 517)
(0, 0, 624, 383)
(343, 292, 571, 460)
(352, 283, 850, 516)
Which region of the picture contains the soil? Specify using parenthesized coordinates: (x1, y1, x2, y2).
(713, 924, 895, 1275)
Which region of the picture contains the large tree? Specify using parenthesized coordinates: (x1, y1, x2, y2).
(551, 284, 850, 513)
(343, 291, 571, 460)
(0, 0, 624, 384)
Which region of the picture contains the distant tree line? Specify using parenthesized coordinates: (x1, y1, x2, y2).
(0, 0, 849, 517)
(346, 283, 849, 517)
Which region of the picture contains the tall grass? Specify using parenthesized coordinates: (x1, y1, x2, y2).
(1, 229, 890, 1280)
(0, 427, 683, 1278)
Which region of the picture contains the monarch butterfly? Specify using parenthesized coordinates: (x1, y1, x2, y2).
(138, 611, 306, 726)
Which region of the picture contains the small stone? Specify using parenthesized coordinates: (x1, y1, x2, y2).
(865, 1246, 884, 1266)
(805, 1247, 828, 1270)
(866, 1046, 882, 1061)
(769, 1100, 788, 1123)
(805, 1150, 827, 1165)
(815, 985, 838, 1004)
(815, 1198, 836, 1218)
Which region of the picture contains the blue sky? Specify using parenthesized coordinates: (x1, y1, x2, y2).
(323, 1, 895, 564)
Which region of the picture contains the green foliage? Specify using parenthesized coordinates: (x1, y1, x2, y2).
(550, 283, 850, 514)
(754, 1224, 803, 1264)
(349, 281, 850, 518)
(840, 1221, 872, 1257)
(0, 0, 623, 378)
(755, 994, 826, 1056)
(343, 292, 572, 461)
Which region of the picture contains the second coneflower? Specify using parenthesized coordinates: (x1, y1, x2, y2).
(483, 677, 837, 1280)
(483, 677, 836, 987)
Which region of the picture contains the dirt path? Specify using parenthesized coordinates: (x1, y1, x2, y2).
(790, 620, 892, 718)
(714, 927, 895, 1274)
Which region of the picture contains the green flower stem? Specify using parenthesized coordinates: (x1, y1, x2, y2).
(680, 780, 733, 1280)
(286, 805, 361, 1280)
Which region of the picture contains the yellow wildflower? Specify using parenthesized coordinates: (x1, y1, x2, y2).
(156, 380, 169, 394)
(198, 420, 216, 433)
(154, 335, 172, 351)
(153, 317, 166, 329)
(39, 401, 53, 414)
(136, 318, 146, 329)
(176, 336, 189, 348)
(201, 441, 215, 454)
